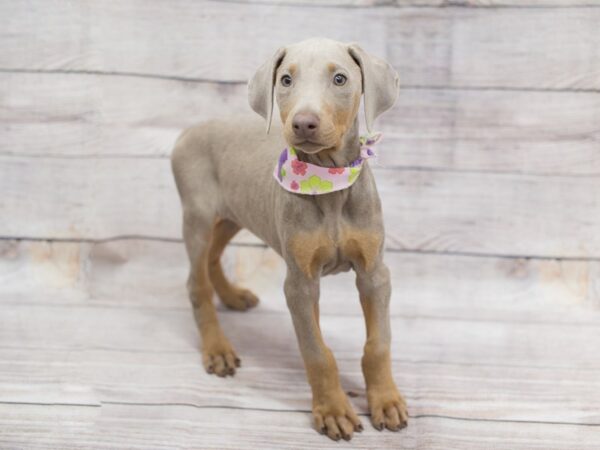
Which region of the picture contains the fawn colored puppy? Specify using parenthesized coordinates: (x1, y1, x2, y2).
(171, 38, 407, 441)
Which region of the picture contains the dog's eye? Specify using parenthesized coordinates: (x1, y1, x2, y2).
(333, 73, 347, 86)
(280, 75, 292, 87)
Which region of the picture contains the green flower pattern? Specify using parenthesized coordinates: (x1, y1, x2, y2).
(276, 135, 380, 195)
(348, 167, 360, 184)
(300, 175, 334, 194)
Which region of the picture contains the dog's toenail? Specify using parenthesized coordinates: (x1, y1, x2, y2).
(357, 424, 363, 432)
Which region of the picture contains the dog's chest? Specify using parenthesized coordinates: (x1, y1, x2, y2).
(288, 223, 382, 278)
(282, 184, 383, 277)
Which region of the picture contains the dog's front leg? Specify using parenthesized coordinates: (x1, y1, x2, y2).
(284, 270, 363, 441)
(356, 260, 408, 431)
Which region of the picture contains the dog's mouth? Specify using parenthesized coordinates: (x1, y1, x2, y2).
(290, 140, 332, 154)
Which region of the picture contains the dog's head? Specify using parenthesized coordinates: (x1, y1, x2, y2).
(248, 38, 399, 154)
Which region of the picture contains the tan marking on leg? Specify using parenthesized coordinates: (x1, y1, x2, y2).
(359, 292, 408, 431)
(285, 272, 362, 439)
(341, 228, 383, 273)
(300, 310, 362, 440)
(360, 297, 393, 387)
(207, 217, 259, 311)
(190, 240, 240, 377)
(288, 230, 335, 279)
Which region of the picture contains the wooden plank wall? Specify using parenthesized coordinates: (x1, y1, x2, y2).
(2, 0, 600, 257)
(1, 0, 600, 448)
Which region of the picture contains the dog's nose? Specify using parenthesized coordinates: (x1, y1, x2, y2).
(292, 112, 320, 139)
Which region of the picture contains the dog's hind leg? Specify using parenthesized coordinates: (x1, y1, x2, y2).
(172, 128, 241, 377)
(207, 218, 259, 311)
(183, 212, 240, 377)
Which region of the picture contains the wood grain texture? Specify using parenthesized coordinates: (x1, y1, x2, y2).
(2, 156, 599, 258)
(3, 73, 599, 176)
(2, 1, 600, 89)
(2, 404, 598, 450)
(2, 240, 599, 322)
(1, 304, 599, 420)
(382, 89, 600, 175)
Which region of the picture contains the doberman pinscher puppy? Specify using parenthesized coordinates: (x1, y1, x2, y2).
(171, 38, 407, 441)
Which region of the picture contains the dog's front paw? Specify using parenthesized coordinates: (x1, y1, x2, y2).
(367, 385, 408, 431)
(201, 336, 240, 377)
(313, 390, 363, 441)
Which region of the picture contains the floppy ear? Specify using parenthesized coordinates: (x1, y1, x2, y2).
(248, 47, 286, 133)
(347, 44, 399, 133)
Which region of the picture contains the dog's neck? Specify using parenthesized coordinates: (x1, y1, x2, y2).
(296, 118, 360, 168)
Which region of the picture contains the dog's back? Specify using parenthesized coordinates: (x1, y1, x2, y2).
(171, 114, 288, 250)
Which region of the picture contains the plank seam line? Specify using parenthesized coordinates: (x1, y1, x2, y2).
(2, 235, 600, 262)
(101, 401, 600, 426)
(7, 400, 596, 428)
(2, 301, 596, 327)
(1, 345, 596, 370)
(2, 400, 598, 427)
(0, 401, 100, 408)
(1, 68, 598, 94)
(374, 165, 600, 179)
(2, 152, 598, 179)
(209, 0, 600, 10)
(0, 153, 171, 161)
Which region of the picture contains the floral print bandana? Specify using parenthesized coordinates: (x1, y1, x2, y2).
(273, 133, 382, 195)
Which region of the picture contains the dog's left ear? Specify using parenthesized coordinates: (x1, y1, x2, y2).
(248, 47, 286, 133)
(347, 44, 399, 133)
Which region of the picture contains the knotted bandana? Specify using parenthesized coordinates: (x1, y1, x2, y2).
(273, 133, 382, 195)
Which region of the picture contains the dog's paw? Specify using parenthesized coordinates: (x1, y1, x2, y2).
(201, 338, 240, 377)
(368, 386, 408, 431)
(219, 287, 259, 311)
(313, 391, 363, 441)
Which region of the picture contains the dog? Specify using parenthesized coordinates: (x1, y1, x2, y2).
(171, 38, 407, 441)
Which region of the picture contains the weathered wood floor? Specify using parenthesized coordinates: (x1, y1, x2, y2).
(1, 239, 599, 449)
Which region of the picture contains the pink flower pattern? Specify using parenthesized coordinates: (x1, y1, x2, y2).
(292, 160, 308, 176)
(272, 133, 382, 195)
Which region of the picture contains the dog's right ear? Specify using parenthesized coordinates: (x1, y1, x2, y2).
(248, 47, 286, 134)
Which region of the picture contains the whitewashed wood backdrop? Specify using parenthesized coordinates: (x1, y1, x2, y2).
(1, 1, 600, 449)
